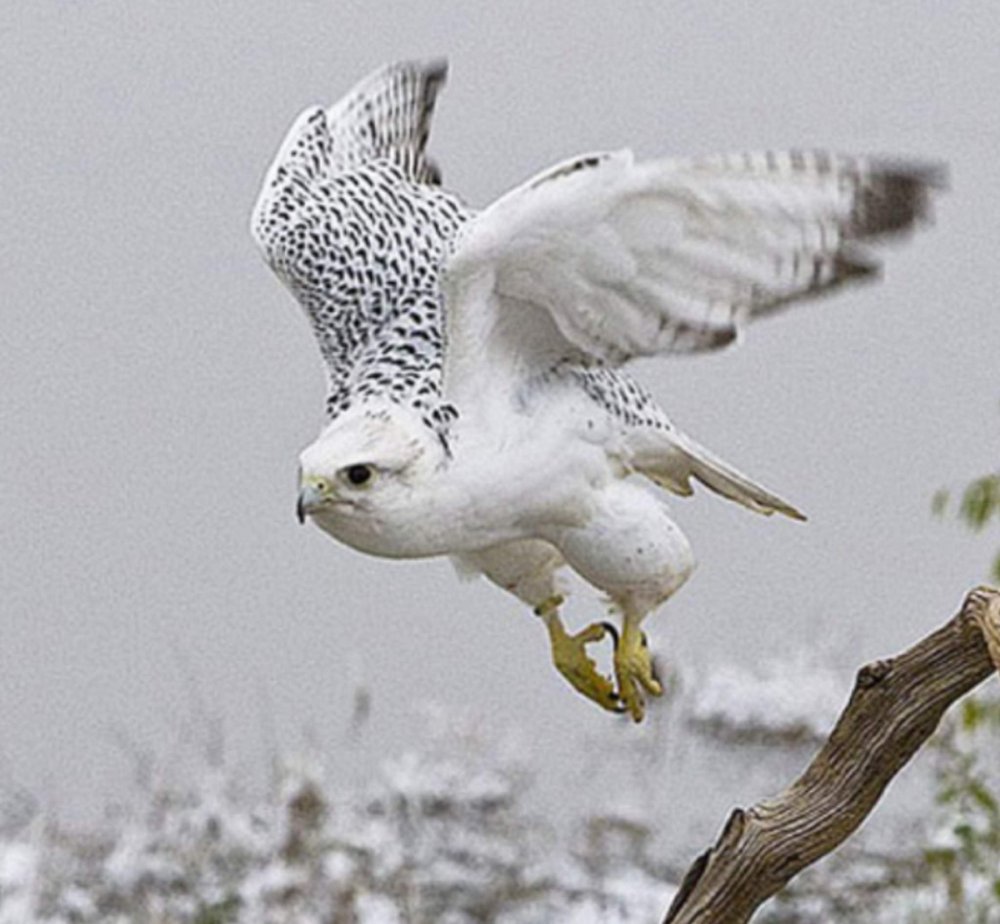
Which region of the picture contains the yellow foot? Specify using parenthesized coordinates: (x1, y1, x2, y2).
(613, 621, 663, 723)
(536, 598, 623, 714)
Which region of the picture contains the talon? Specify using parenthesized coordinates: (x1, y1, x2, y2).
(542, 611, 621, 714)
(575, 622, 608, 644)
(614, 620, 663, 723)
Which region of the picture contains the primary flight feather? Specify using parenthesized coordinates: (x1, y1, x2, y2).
(251, 60, 942, 721)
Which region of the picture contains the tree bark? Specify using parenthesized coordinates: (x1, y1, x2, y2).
(662, 586, 1000, 924)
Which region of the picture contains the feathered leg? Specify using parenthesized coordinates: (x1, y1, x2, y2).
(453, 540, 623, 713)
(549, 482, 695, 722)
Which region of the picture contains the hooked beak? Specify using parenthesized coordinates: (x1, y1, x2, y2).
(296, 481, 326, 524)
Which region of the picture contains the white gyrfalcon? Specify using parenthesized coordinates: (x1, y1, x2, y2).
(251, 60, 942, 721)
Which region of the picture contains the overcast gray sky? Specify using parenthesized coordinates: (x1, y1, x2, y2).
(2, 1, 998, 825)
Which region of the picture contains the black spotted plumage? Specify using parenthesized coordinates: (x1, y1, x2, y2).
(252, 64, 469, 443)
(251, 63, 691, 450)
(569, 366, 676, 432)
(253, 60, 942, 456)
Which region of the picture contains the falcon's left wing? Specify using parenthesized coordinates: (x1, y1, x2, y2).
(442, 149, 943, 401)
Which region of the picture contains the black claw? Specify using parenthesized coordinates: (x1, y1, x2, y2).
(640, 631, 650, 649)
(600, 621, 620, 649)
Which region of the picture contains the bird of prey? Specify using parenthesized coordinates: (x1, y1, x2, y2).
(251, 60, 941, 721)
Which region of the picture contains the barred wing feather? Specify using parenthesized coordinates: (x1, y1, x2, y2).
(442, 148, 943, 394)
(251, 59, 449, 292)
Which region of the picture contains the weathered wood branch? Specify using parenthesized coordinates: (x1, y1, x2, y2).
(663, 586, 1000, 924)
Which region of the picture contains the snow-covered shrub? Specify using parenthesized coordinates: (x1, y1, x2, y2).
(686, 653, 846, 746)
(1, 667, 994, 922)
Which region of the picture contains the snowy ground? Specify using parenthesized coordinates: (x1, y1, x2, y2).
(1, 660, 996, 922)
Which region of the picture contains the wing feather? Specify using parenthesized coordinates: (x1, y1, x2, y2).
(251, 59, 450, 282)
(442, 149, 943, 393)
(250, 59, 459, 417)
(325, 59, 448, 183)
(637, 426, 807, 521)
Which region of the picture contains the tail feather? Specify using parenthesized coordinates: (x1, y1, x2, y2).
(638, 430, 806, 521)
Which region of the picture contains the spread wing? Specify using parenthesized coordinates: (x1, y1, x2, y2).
(250, 60, 457, 416)
(251, 58, 449, 301)
(442, 149, 943, 399)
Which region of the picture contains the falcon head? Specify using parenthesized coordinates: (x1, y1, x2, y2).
(296, 403, 445, 525)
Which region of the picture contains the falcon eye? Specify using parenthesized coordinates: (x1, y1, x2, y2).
(344, 463, 374, 487)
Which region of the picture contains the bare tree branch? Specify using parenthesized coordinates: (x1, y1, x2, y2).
(663, 586, 1000, 924)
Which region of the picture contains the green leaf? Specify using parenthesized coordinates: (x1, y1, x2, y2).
(932, 488, 950, 517)
(954, 821, 974, 840)
(968, 779, 1000, 816)
(959, 475, 1000, 532)
(954, 822, 979, 860)
(937, 785, 959, 805)
(924, 846, 957, 867)
(963, 697, 985, 731)
(960, 692, 1000, 730)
